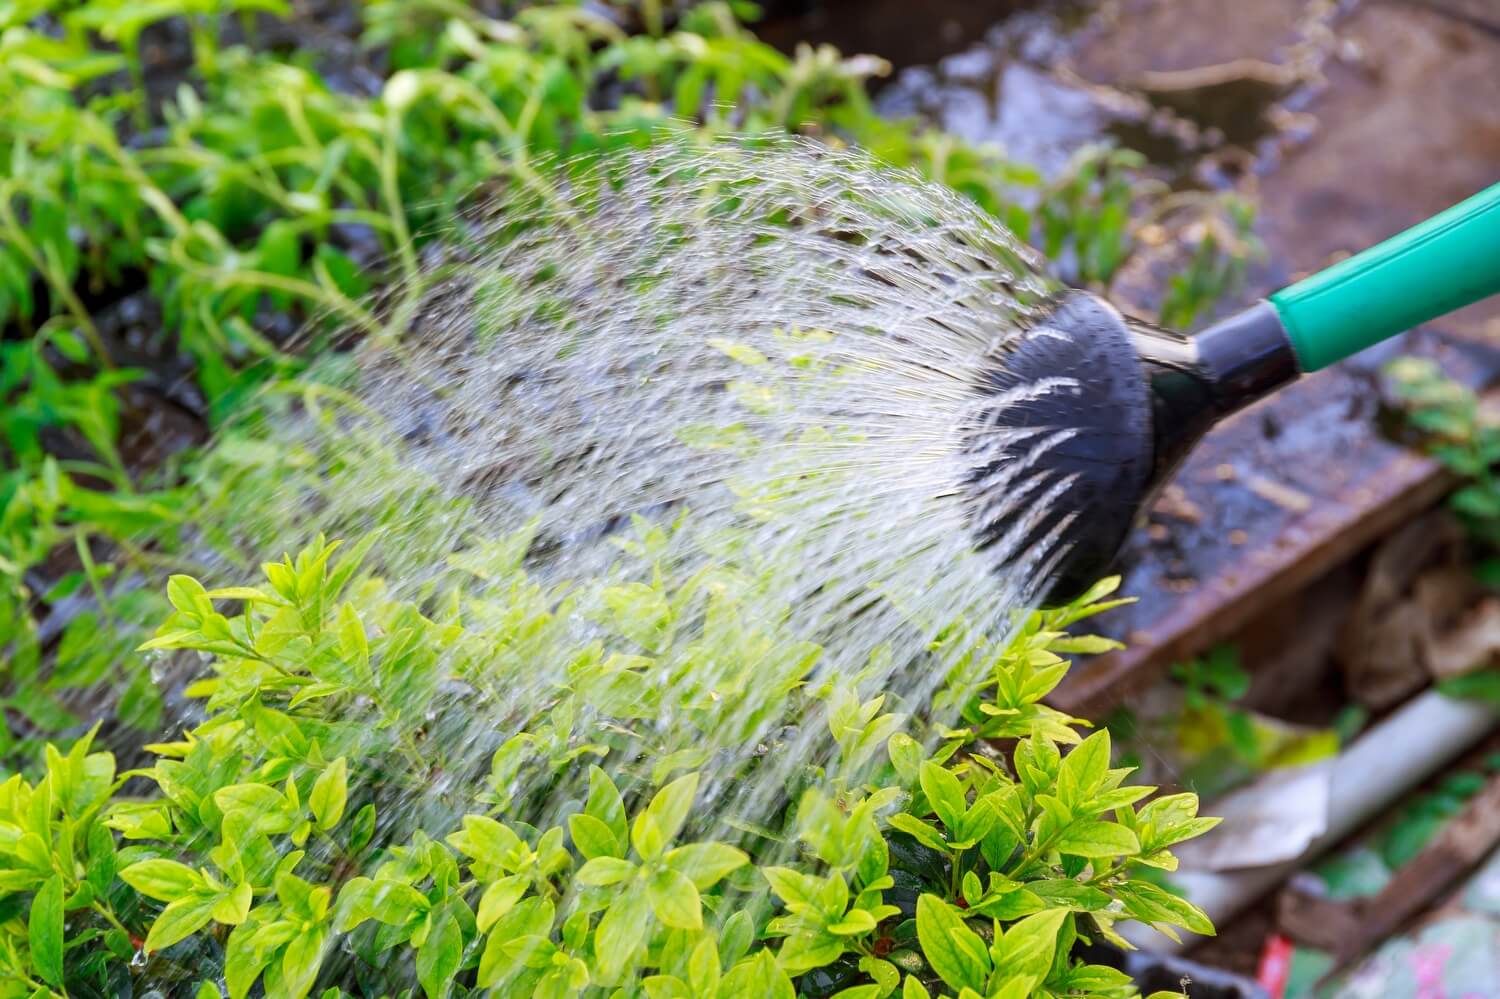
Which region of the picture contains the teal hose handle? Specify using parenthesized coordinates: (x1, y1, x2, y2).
(1268, 181, 1500, 371)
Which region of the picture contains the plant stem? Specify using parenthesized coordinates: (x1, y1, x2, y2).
(0, 195, 114, 368)
(91, 900, 133, 939)
(380, 110, 420, 285)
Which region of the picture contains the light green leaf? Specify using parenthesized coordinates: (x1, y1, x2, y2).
(476, 875, 529, 932)
(888, 733, 924, 782)
(777, 931, 846, 973)
(902, 976, 931, 999)
(647, 867, 702, 930)
(309, 759, 348, 831)
(1058, 729, 1110, 805)
(633, 773, 699, 858)
(827, 908, 877, 936)
(914, 894, 989, 993)
(577, 856, 637, 887)
(448, 815, 526, 871)
(167, 574, 210, 616)
(214, 783, 288, 819)
(664, 842, 748, 889)
(1055, 820, 1140, 858)
(918, 761, 966, 832)
(830, 987, 881, 999)
(584, 766, 628, 847)
(279, 924, 327, 999)
(643, 975, 691, 999)
(210, 880, 254, 925)
(334, 877, 430, 932)
(569, 812, 621, 860)
(145, 894, 219, 953)
(688, 935, 720, 996)
(762, 866, 821, 907)
(719, 950, 794, 999)
(478, 896, 556, 986)
(595, 887, 650, 977)
(991, 909, 1067, 986)
(1118, 879, 1214, 937)
(887, 813, 947, 852)
(121, 857, 204, 902)
(719, 909, 755, 967)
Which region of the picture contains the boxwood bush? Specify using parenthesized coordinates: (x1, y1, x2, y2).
(0, 529, 1214, 998)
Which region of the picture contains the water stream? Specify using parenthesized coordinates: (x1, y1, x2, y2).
(222, 138, 1089, 850)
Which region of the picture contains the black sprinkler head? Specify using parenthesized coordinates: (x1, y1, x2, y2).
(966, 291, 1298, 605)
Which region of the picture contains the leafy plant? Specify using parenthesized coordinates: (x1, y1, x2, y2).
(0, 536, 1215, 997)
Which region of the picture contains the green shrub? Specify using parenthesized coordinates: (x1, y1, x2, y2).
(1, 534, 1213, 998)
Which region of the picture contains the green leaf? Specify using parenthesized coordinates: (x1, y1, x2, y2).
(584, 765, 628, 846)
(1047, 635, 1124, 654)
(762, 866, 821, 907)
(577, 856, 637, 887)
(828, 908, 877, 936)
(121, 858, 202, 902)
(643, 975, 691, 999)
(569, 812, 622, 860)
(448, 815, 526, 872)
(888, 733, 924, 782)
(918, 761, 966, 832)
(1058, 729, 1110, 805)
(1028, 879, 1112, 911)
(777, 930, 846, 974)
(476, 875, 529, 932)
(719, 950, 794, 999)
(29, 875, 64, 986)
(1117, 880, 1214, 937)
(991, 909, 1067, 987)
(145, 894, 219, 953)
(86, 822, 117, 896)
(417, 909, 463, 999)
(478, 896, 555, 986)
(719, 909, 755, 967)
(887, 813, 948, 852)
(902, 976, 932, 999)
(647, 867, 702, 930)
(167, 574, 210, 616)
(211, 880, 254, 924)
(633, 773, 699, 858)
(595, 886, 650, 977)
(334, 877, 430, 932)
(914, 894, 990, 993)
(309, 758, 348, 831)
(688, 935, 720, 996)
(1055, 821, 1140, 858)
(214, 783, 288, 820)
(664, 842, 748, 889)
(279, 924, 327, 999)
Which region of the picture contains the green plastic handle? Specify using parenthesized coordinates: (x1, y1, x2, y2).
(1269, 181, 1500, 371)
